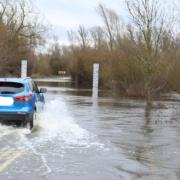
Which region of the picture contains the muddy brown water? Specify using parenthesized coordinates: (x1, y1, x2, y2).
(0, 78, 179, 180)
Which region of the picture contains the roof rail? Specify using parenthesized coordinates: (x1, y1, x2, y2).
(23, 77, 32, 80)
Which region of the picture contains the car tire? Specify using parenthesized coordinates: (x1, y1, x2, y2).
(26, 111, 36, 130)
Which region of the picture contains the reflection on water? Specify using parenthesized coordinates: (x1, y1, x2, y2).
(0, 78, 179, 180)
(36, 79, 180, 180)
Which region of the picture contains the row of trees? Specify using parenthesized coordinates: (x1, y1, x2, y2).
(0, 0, 180, 105)
(35, 0, 180, 105)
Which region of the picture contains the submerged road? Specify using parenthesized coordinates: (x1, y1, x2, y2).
(0, 79, 180, 180)
(0, 147, 23, 173)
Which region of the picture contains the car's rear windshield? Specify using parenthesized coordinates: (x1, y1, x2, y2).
(0, 82, 24, 94)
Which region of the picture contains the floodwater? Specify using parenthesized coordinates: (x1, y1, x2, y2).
(0, 78, 180, 180)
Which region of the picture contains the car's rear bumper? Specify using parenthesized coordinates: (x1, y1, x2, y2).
(0, 112, 31, 126)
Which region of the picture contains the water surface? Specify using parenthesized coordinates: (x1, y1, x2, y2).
(0, 78, 179, 180)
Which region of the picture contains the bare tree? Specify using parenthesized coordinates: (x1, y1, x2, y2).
(97, 4, 121, 52)
(90, 26, 106, 49)
(125, 0, 167, 107)
(0, 0, 45, 75)
(77, 25, 89, 49)
(68, 25, 89, 50)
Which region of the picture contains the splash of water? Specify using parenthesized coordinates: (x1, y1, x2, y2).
(0, 97, 104, 149)
(0, 97, 105, 176)
(34, 98, 94, 146)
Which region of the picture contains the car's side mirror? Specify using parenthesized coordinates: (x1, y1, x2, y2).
(40, 88, 47, 93)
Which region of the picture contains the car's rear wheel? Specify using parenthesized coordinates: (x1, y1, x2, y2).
(26, 111, 36, 130)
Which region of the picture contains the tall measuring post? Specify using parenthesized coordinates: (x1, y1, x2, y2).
(21, 60, 27, 78)
(92, 64, 99, 99)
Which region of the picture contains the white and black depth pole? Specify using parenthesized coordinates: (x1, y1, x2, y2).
(21, 60, 27, 78)
(92, 64, 99, 99)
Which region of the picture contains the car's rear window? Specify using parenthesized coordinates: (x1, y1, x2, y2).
(0, 82, 24, 94)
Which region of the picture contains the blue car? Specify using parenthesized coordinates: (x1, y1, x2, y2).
(0, 77, 47, 129)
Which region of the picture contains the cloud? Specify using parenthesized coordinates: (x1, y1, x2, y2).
(35, 0, 126, 45)
(36, 0, 125, 28)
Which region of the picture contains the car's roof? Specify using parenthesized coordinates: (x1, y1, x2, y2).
(0, 77, 32, 83)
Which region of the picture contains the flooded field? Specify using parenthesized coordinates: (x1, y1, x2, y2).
(0, 78, 180, 180)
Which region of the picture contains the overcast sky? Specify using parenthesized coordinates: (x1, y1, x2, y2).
(36, 0, 177, 45)
(36, 0, 126, 44)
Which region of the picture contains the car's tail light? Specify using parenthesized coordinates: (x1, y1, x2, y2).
(15, 94, 32, 102)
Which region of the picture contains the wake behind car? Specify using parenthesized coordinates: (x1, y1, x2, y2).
(0, 77, 47, 129)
